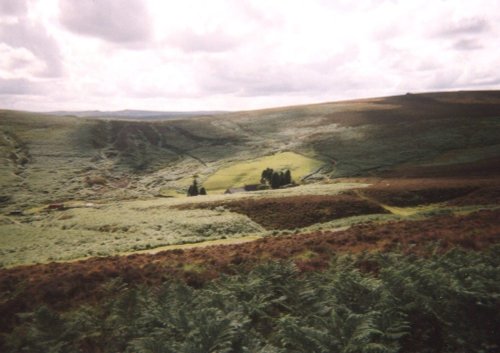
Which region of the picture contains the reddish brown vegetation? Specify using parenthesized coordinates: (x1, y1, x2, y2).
(185, 178, 500, 232)
(357, 177, 500, 207)
(313, 91, 500, 127)
(447, 185, 500, 206)
(177, 194, 389, 230)
(0, 209, 499, 337)
(382, 157, 500, 179)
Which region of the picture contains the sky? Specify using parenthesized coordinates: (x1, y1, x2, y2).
(1, 0, 500, 112)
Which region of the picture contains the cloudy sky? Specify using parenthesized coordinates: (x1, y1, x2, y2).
(1, 0, 500, 112)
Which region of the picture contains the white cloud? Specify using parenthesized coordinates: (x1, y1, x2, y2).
(59, 0, 151, 43)
(453, 39, 483, 51)
(0, 44, 46, 79)
(1, 0, 500, 111)
(0, 0, 27, 16)
(437, 17, 490, 37)
(168, 29, 239, 53)
(0, 18, 63, 77)
(0, 78, 42, 95)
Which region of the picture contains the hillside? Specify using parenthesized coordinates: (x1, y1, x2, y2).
(1, 91, 500, 212)
(1, 91, 500, 352)
(1, 90, 499, 267)
(46, 109, 227, 120)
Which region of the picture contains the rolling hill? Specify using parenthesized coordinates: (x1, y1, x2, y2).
(1, 91, 500, 211)
(46, 109, 227, 120)
(1, 91, 500, 352)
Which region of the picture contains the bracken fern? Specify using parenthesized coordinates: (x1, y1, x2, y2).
(6, 246, 500, 353)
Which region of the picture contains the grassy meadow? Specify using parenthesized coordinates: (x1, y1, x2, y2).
(203, 151, 324, 193)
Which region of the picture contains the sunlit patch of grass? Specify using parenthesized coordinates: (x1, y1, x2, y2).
(182, 263, 205, 273)
(380, 204, 441, 217)
(203, 151, 324, 193)
(157, 188, 186, 198)
(0, 198, 265, 267)
(293, 250, 318, 260)
(129, 235, 262, 255)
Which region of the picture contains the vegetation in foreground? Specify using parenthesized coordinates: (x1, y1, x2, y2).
(5, 247, 500, 353)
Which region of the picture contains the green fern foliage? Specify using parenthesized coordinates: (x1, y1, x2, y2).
(6, 246, 500, 353)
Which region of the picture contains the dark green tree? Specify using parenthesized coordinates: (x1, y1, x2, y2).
(284, 169, 292, 185)
(199, 187, 207, 195)
(271, 172, 281, 189)
(187, 178, 199, 197)
(279, 171, 286, 187)
(261, 168, 274, 184)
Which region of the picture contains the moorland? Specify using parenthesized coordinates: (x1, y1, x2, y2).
(0, 90, 499, 352)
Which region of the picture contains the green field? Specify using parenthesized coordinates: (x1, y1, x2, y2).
(203, 151, 325, 193)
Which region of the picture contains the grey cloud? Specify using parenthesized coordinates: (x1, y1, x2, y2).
(0, 78, 42, 95)
(200, 66, 307, 96)
(427, 70, 461, 90)
(6, 55, 35, 71)
(466, 75, 500, 87)
(437, 18, 489, 37)
(0, 19, 63, 77)
(59, 0, 151, 44)
(0, 0, 27, 15)
(237, 79, 308, 97)
(208, 46, 364, 98)
(199, 55, 354, 97)
(452, 38, 483, 51)
(170, 29, 238, 53)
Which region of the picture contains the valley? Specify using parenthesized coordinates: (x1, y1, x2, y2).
(1, 91, 500, 352)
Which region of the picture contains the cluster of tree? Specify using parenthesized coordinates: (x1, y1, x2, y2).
(261, 168, 292, 189)
(187, 177, 207, 196)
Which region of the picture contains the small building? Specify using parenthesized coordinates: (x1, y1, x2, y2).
(47, 203, 66, 211)
(224, 184, 263, 194)
(224, 187, 246, 194)
(244, 184, 260, 191)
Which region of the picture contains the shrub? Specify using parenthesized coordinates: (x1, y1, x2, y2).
(6, 247, 500, 353)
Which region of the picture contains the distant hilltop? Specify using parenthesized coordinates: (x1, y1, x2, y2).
(43, 109, 228, 120)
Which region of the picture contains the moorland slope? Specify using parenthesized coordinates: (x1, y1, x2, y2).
(1, 91, 500, 352)
(1, 90, 500, 211)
